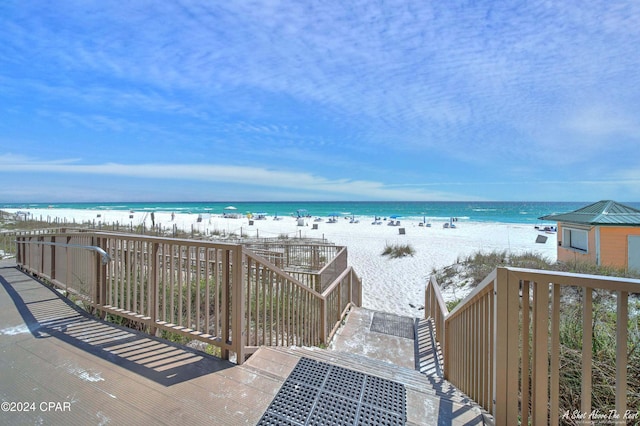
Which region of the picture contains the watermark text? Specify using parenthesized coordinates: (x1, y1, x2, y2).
(1, 401, 71, 413)
(562, 409, 639, 424)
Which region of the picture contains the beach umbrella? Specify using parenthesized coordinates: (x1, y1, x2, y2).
(390, 215, 402, 219)
(224, 206, 237, 210)
(328, 212, 340, 217)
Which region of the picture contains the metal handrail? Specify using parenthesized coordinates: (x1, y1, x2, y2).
(15, 239, 112, 264)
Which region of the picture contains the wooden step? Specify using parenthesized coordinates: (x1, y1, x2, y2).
(246, 346, 489, 425)
(281, 346, 471, 405)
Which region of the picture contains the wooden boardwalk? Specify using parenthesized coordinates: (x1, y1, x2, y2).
(0, 260, 487, 425)
(0, 262, 279, 425)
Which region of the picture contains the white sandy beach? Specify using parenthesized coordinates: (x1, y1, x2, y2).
(4, 208, 557, 317)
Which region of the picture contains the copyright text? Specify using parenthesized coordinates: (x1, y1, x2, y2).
(1, 401, 71, 413)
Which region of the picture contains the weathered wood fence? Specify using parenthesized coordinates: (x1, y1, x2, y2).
(15, 231, 361, 364)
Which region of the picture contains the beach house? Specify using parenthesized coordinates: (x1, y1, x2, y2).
(540, 200, 640, 272)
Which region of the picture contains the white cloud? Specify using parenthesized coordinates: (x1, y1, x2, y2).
(0, 153, 80, 165)
(565, 106, 640, 139)
(0, 157, 458, 201)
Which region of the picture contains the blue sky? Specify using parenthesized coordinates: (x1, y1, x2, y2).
(1, 1, 639, 202)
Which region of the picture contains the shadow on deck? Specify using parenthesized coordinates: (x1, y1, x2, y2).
(0, 262, 278, 424)
(1, 268, 230, 387)
(0, 260, 488, 425)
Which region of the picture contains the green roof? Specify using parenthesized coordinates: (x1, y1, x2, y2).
(539, 200, 640, 226)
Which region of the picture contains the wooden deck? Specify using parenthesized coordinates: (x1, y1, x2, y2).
(0, 261, 279, 425)
(0, 260, 487, 425)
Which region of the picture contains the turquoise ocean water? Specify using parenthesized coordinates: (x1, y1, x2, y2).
(4, 201, 640, 224)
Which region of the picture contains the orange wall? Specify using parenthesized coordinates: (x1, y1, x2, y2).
(557, 224, 597, 264)
(599, 226, 640, 268)
(557, 224, 640, 268)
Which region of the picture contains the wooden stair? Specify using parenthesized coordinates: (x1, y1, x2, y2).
(243, 308, 492, 425)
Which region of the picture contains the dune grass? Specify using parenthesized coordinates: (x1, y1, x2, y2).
(381, 243, 415, 258)
(434, 249, 639, 417)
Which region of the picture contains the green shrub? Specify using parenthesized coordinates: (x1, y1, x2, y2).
(381, 243, 415, 258)
(556, 300, 640, 414)
(446, 298, 461, 312)
(438, 249, 640, 415)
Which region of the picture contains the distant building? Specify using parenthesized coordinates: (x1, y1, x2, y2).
(539, 200, 640, 272)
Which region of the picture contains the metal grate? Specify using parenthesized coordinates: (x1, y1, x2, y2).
(370, 312, 416, 340)
(308, 392, 359, 425)
(257, 357, 406, 426)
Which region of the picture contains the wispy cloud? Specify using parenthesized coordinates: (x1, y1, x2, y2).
(1, 1, 639, 201)
(0, 155, 459, 201)
(565, 106, 640, 139)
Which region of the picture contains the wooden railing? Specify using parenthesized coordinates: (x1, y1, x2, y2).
(243, 249, 322, 351)
(15, 232, 361, 364)
(426, 267, 640, 425)
(244, 242, 339, 270)
(243, 249, 361, 351)
(424, 275, 448, 354)
(14, 233, 109, 301)
(2, 229, 69, 259)
(316, 246, 349, 293)
(323, 265, 362, 341)
(244, 242, 342, 292)
(1, 231, 18, 258)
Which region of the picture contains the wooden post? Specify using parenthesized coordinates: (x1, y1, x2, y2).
(531, 278, 550, 425)
(581, 287, 593, 415)
(493, 267, 519, 424)
(550, 284, 560, 425)
(221, 250, 231, 361)
(521, 280, 530, 426)
(51, 235, 56, 281)
(92, 236, 100, 307)
(232, 245, 245, 364)
(99, 237, 108, 319)
(14, 236, 20, 265)
(39, 236, 45, 276)
(320, 294, 327, 345)
(149, 242, 159, 335)
(616, 291, 628, 416)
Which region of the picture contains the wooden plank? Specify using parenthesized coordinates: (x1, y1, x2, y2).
(493, 268, 509, 423)
(531, 280, 549, 425)
(521, 280, 530, 426)
(550, 283, 560, 426)
(616, 291, 628, 415)
(582, 287, 593, 414)
(505, 270, 519, 423)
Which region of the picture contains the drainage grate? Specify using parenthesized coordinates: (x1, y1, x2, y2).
(362, 375, 406, 413)
(370, 312, 416, 339)
(257, 357, 406, 426)
(266, 380, 319, 424)
(308, 391, 359, 425)
(324, 364, 365, 400)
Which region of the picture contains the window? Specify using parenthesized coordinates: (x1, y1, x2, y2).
(562, 227, 588, 252)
